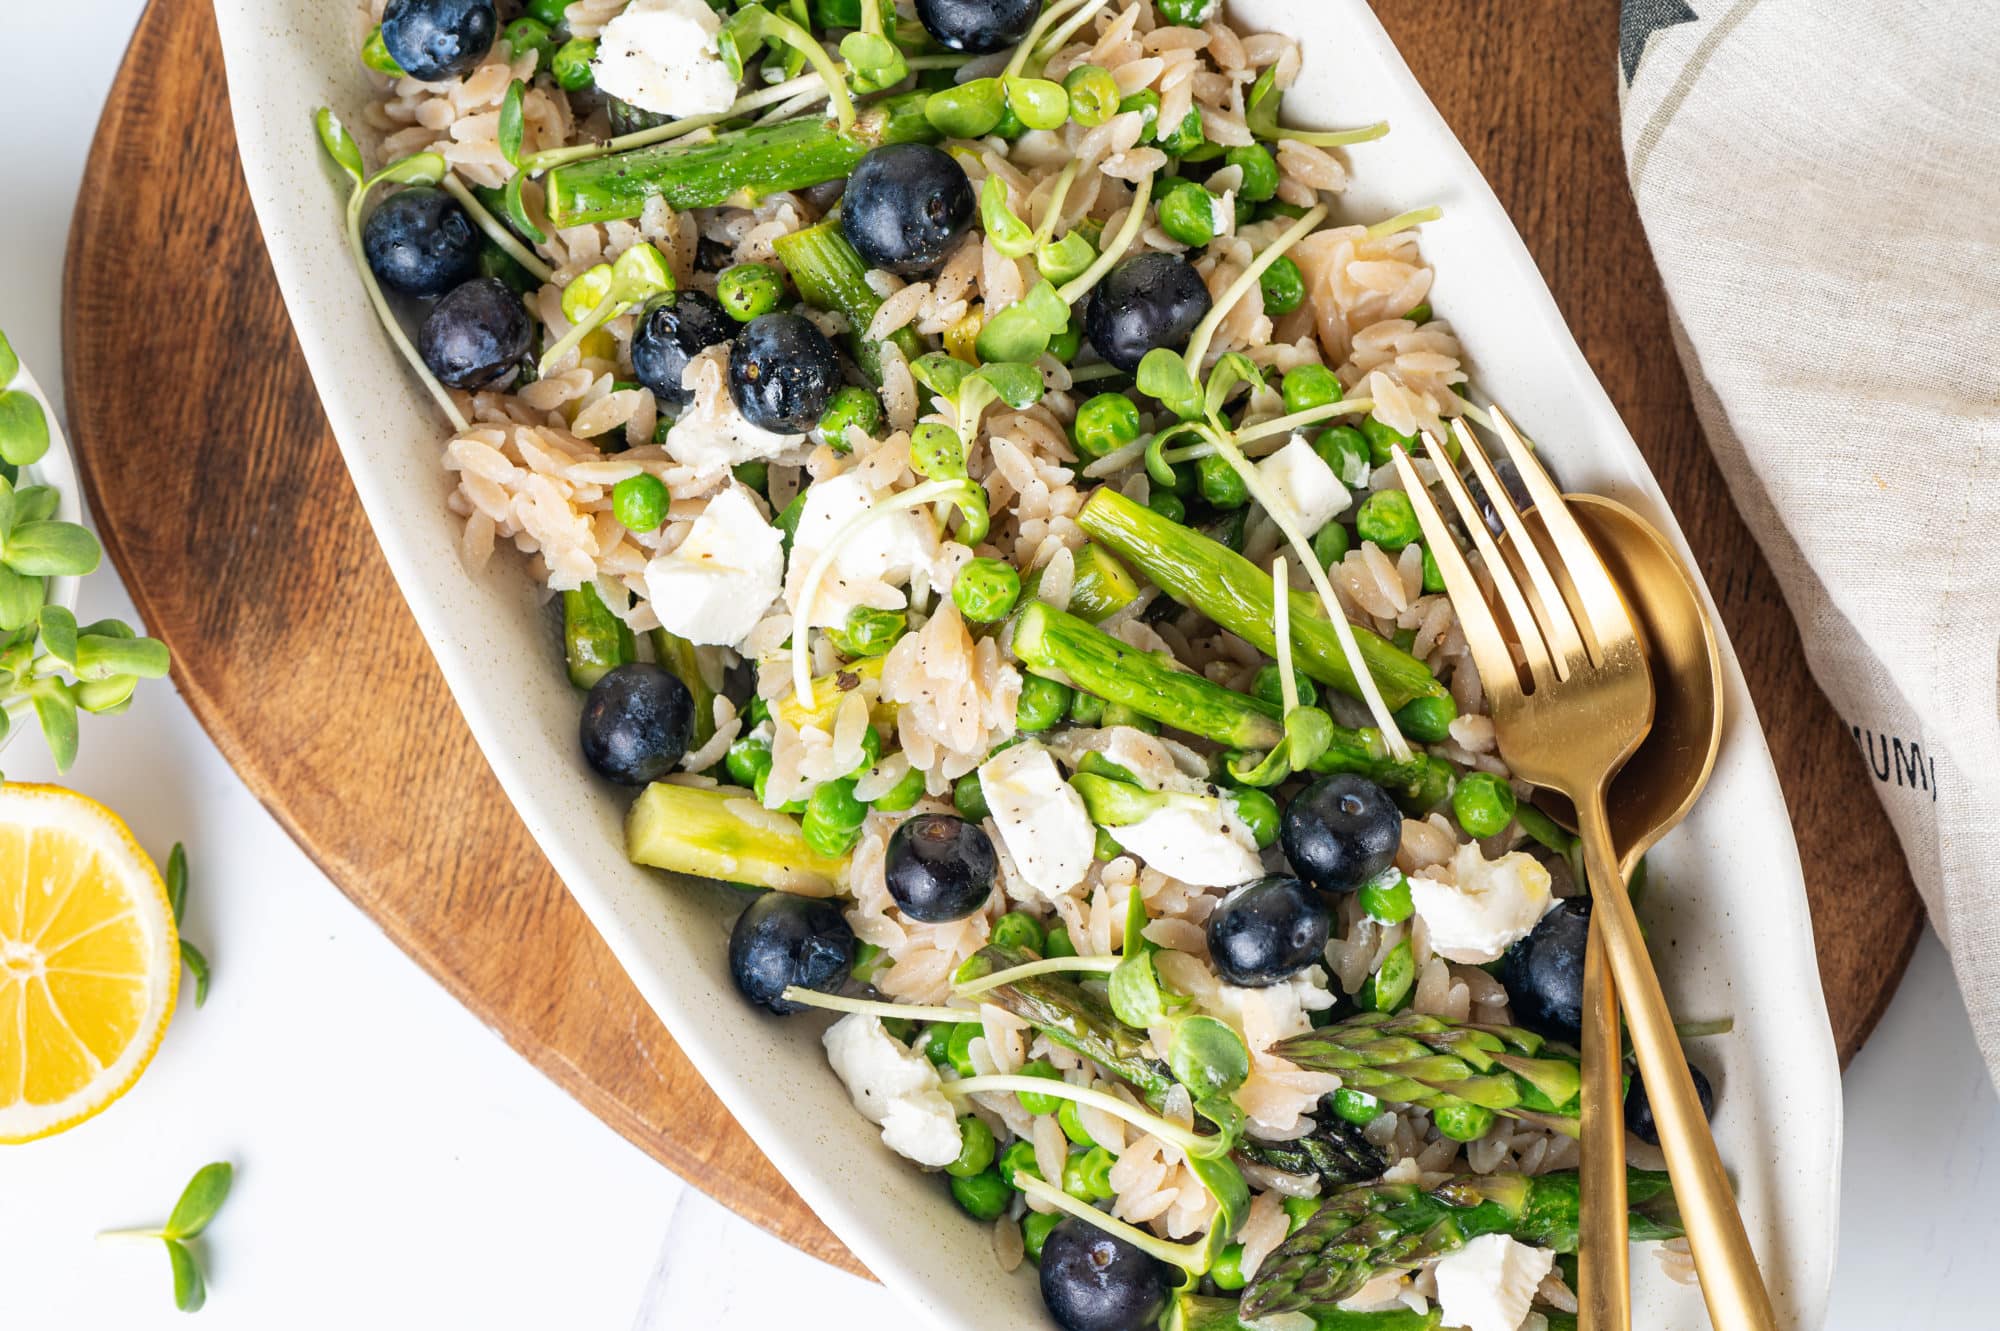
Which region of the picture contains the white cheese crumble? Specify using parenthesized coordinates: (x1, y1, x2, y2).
(822, 1013, 963, 1168)
(1432, 1233, 1554, 1331)
(590, 0, 740, 118)
(663, 346, 806, 475)
(1107, 801, 1263, 888)
(783, 471, 940, 629)
(642, 486, 782, 648)
(1256, 434, 1350, 537)
(1408, 842, 1554, 964)
(979, 741, 1095, 902)
(1100, 726, 1209, 794)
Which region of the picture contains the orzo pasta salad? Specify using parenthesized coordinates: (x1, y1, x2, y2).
(317, 0, 1708, 1326)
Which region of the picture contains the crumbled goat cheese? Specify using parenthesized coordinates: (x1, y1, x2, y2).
(1409, 842, 1554, 964)
(663, 346, 806, 475)
(590, 0, 740, 118)
(783, 471, 940, 629)
(1256, 433, 1351, 537)
(979, 741, 1095, 901)
(1432, 1233, 1554, 1331)
(642, 486, 783, 648)
(822, 1013, 963, 1168)
(1108, 801, 1263, 888)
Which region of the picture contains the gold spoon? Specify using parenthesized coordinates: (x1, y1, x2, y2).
(1519, 495, 1725, 1331)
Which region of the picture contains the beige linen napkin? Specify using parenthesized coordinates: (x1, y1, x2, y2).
(1616, 0, 2000, 1073)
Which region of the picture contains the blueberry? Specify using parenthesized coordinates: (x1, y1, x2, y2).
(362, 186, 481, 297)
(913, 0, 1038, 54)
(841, 144, 976, 276)
(1280, 774, 1402, 895)
(885, 814, 996, 923)
(419, 276, 531, 389)
(1499, 896, 1590, 1042)
(728, 312, 842, 433)
(578, 663, 693, 786)
(1083, 252, 1213, 373)
(1625, 1058, 1716, 1147)
(631, 290, 735, 407)
(1205, 875, 1331, 987)
(729, 892, 856, 1014)
(380, 0, 497, 81)
(1039, 1218, 1171, 1331)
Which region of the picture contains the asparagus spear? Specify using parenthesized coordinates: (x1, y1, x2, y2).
(1069, 543, 1141, 622)
(1242, 1169, 1683, 1318)
(1236, 1112, 1388, 1188)
(626, 781, 849, 895)
(1271, 1012, 1583, 1136)
(956, 944, 1176, 1099)
(1076, 488, 1450, 714)
(649, 627, 715, 748)
(545, 92, 939, 227)
(562, 582, 636, 688)
(1170, 1293, 1440, 1331)
(771, 219, 923, 382)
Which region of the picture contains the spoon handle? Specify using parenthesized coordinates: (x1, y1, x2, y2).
(1578, 916, 1629, 1331)
(1577, 792, 1777, 1331)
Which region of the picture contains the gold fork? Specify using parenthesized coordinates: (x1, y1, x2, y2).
(1390, 411, 1777, 1331)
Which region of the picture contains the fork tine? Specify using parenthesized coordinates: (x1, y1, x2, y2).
(1390, 444, 1524, 698)
(1419, 434, 1559, 694)
(1488, 406, 1641, 662)
(1452, 418, 1591, 681)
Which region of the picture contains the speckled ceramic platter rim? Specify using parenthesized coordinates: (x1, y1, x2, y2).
(210, 2, 1840, 1324)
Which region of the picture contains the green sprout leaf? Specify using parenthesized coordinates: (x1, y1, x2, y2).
(500, 173, 548, 246)
(1202, 352, 1264, 424)
(1244, 64, 1280, 140)
(163, 844, 210, 1008)
(1136, 347, 1203, 422)
(166, 1239, 205, 1313)
(975, 361, 1045, 410)
(180, 939, 211, 1007)
(1002, 76, 1069, 131)
(37, 604, 77, 667)
(980, 175, 1037, 259)
(0, 565, 43, 631)
(1170, 1015, 1250, 1098)
(12, 484, 58, 525)
(498, 80, 526, 167)
(164, 1163, 234, 1241)
(365, 152, 447, 191)
(5, 520, 102, 577)
(0, 390, 50, 467)
(1227, 706, 1335, 787)
(974, 280, 1069, 363)
(1036, 231, 1095, 285)
(166, 841, 188, 919)
(31, 682, 78, 772)
(924, 77, 1006, 138)
(909, 420, 966, 482)
(75, 632, 172, 682)
(839, 31, 906, 92)
(0, 327, 18, 384)
(313, 107, 365, 184)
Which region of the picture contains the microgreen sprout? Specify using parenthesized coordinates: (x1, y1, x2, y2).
(943, 1073, 1234, 1161)
(776, 987, 973, 1024)
(719, 5, 856, 132)
(1243, 64, 1391, 148)
(436, 174, 554, 284)
(0, 346, 49, 469)
(1055, 171, 1156, 307)
(313, 111, 469, 430)
(839, 0, 907, 93)
(1014, 1173, 1219, 1274)
(1219, 558, 1335, 786)
(972, 280, 1069, 363)
(537, 242, 674, 375)
(99, 1162, 233, 1313)
(952, 952, 1121, 997)
(0, 602, 172, 773)
(164, 842, 210, 1008)
(981, 175, 1037, 259)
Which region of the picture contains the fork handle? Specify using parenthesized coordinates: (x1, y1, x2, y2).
(1578, 920, 1629, 1331)
(1577, 793, 1778, 1331)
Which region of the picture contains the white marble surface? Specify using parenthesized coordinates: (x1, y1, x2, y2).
(2, 2, 1993, 1326)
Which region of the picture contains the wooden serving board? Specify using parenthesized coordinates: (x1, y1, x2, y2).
(65, 0, 1921, 1274)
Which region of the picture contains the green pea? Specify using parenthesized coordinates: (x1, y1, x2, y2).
(1015, 1060, 1065, 1116)
(731, 461, 769, 493)
(1360, 413, 1417, 466)
(1313, 425, 1373, 487)
(1260, 199, 1309, 221)
(801, 778, 867, 857)
(1044, 924, 1078, 959)
(1394, 694, 1455, 743)
(1063, 65, 1120, 127)
(362, 25, 407, 75)
(550, 37, 597, 90)
(525, 0, 572, 26)
(1256, 255, 1306, 317)
(1356, 489, 1421, 552)
(1358, 870, 1413, 924)
(871, 764, 927, 812)
(1118, 90, 1161, 142)
(946, 1115, 997, 1178)
(1193, 453, 1246, 509)
(1146, 490, 1186, 523)
(998, 1139, 1042, 1187)
(1433, 1102, 1497, 1142)
(1250, 663, 1318, 709)
(1330, 1087, 1382, 1126)
(1404, 301, 1433, 324)
(847, 724, 884, 778)
(1210, 1244, 1248, 1291)
(991, 99, 1026, 140)
(1453, 771, 1518, 838)
(1157, 106, 1206, 156)
(953, 770, 990, 821)
(852, 940, 891, 986)
(1016, 674, 1072, 732)
(1073, 392, 1141, 460)
(953, 557, 1022, 624)
(1420, 544, 1446, 594)
(1282, 364, 1344, 414)
(1098, 702, 1158, 734)
(1224, 785, 1280, 850)
(992, 911, 1045, 955)
(745, 695, 772, 727)
(817, 385, 884, 450)
(830, 606, 905, 658)
(1068, 691, 1107, 726)
(1056, 1097, 1096, 1147)
(1156, 178, 1219, 249)
(1046, 312, 1083, 364)
(1155, 0, 1217, 24)
(724, 734, 773, 788)
(716, 263, 784, 321)
(1311, 521, 1351, 569)
(1022, 1210, 1061, 1263)
(1063, 1147, 1117, 1203)
(946, 1022, 982, 1077)
(921, 1023, 956, 1066)
(1225, 143, 1279, 202)
(611, 473, 670, 531)
(1282, 1195, 1324, 1235)
(950, 1169, 1012, 1220)
(502, 17, 555, 67)
(881, 1016, 915, 1044)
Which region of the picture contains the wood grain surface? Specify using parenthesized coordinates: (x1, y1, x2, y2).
(64, 0, 1922, 1274)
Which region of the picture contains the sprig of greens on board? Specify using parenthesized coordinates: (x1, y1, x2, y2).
(164, 842, 210, 1007)
(99, 1162, 234, 1313)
